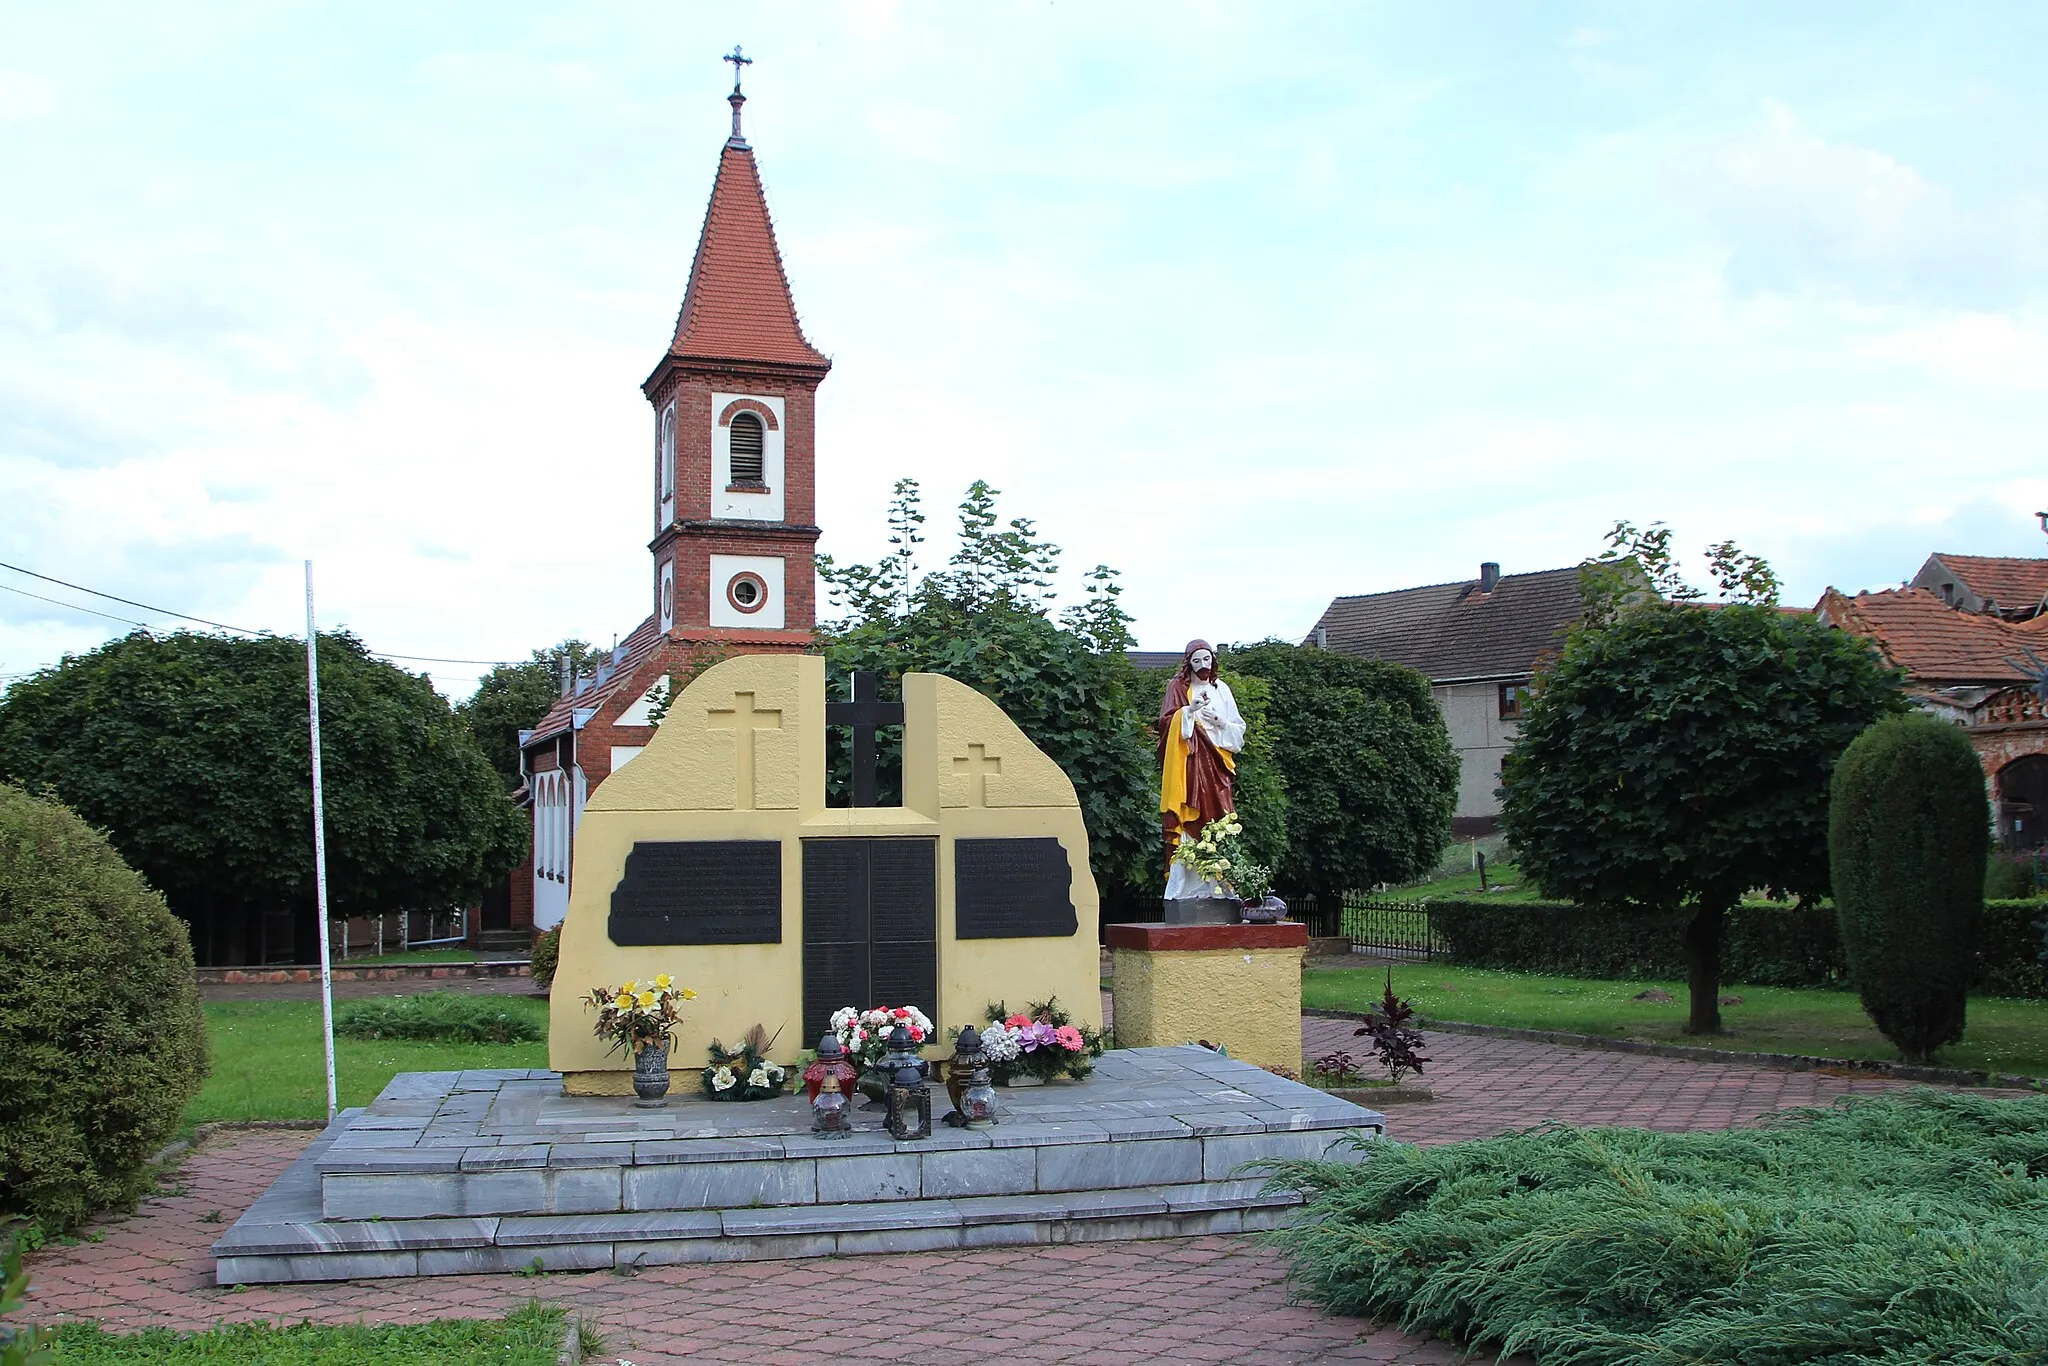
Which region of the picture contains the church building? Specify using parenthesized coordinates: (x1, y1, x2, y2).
(513, 72, 829, 935)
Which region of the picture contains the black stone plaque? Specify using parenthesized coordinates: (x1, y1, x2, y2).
(608, 841, 781, 946)
(801, 839, 937, 1044)
(953, 837, 1077, 939)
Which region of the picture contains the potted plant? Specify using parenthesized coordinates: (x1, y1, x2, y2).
(1173, 813, 1283, 920)
(828, 1004, 933, 1103)
(701, 1024, 789, 1101)
(584, 974, 697, 1107)
(976, 997, 1104, 1086)
(1310, 971, 1432, 1103)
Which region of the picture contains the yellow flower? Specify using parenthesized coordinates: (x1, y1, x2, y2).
(619, 980, 637, 997)
(682, 987, 699, 1001)
(654, 974, 672, 990)
(637, 990, 657, 1008)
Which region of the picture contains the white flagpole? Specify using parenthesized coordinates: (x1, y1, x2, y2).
(305, 560, 339, 1121)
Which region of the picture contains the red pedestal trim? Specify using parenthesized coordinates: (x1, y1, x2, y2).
(1105, 922, 1309, 952)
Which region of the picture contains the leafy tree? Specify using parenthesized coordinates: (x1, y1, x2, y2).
(1502, 536, 1905, 1033)
(818, 481, 1158, 910)
(1830, 714, 1988, 1061)
(0, 631, 527, 965)
(1225, 641, 1457, 911)
(456, 640, 596, 789)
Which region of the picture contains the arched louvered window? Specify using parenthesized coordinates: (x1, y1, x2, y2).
(728, 412, 765, 486)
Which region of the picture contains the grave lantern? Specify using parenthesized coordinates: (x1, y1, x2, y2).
(945, 1024, 998, 1129)
(811, 1072, 852, 1136)
(880, 1023, 928, 1084)
(887, 1062, 932, 1141)
(803, 1031, 860, 1105)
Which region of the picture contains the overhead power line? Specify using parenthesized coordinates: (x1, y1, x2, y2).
(0, 557, 517, 668)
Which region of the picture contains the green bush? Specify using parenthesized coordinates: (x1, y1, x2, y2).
(1421, 895, 2048, 998)
(1268, 1089, 2048, 1364)
(1985, 849, 2039, 901)
(529, 925, 559, 990)
(1830, 714, 1988, 1061)
(0, 784, 208, 1233)
(333, 992, 544, 1044)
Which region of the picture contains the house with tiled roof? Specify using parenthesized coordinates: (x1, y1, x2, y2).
(509, 75, 832, 936)
(1815, 566, 2048, 853)
(1306, 562, 1586, 835)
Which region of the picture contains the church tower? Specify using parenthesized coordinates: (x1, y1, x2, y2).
(644, 58, 828, 651)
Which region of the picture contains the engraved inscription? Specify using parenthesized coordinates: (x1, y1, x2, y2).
(609, 841, 781, 946)
(953, 837, 1077, 939)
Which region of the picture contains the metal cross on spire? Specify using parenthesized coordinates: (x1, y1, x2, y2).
(723, 45, 753, 147)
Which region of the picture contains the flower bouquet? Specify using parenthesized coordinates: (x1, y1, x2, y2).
(1173, 811, 1275, 905)
(584, 974, 696, 1058)
(977, 997, 1103, 1084)
(828, 1004, 933, 1073)
(701, 1023, 789, 1101)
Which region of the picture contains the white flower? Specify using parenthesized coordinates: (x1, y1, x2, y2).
(712, 1066, 736, 1091)
(765, 1063, 785, 1080)
(748, 1067, 770, 1088)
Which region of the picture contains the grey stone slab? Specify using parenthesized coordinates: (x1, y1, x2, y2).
(904, 1127, 994, 1152)
(1161, 1178, 1301, 1213)
(814, 1152, 921, 1203)
(322, 1170, 546, 1220)
(546, 1144, 631, 1169)
(627, 1232, 838, 1265)
(624, 1158, 817, 1211)
(580, 1131, 652, 1144)
(1201, 1129, 1352, 1181)
(1057, 1187, 1171, 1220)
(213, 1215, 499, 1257)
(376, 1073, 460, 1100)
(350, 1109, 438, 1127)
(951, 1192, 1081, 1226)
(983, 1122, 1109, 1149)
(779, 1131, 901, 1160)
(1172, 1110, 1268, 1136)
(835, 1226, 965, 1255)
(315, 1150, 462, 1176)
(1035, 1137, 1200, 1193)
(962, 1221, 1050, 1248)
(419, 1242, 613, 1276)
(631, 1138, 784, 1165)
(1099, 1117, 1194, 1142)
(721, 1199, 961, 1237)
(1062, 1213, 1188, 1243)
(461, 1144, 549, 1171)
(1240, 1205, 1303, 1233)
(920, 1146, 1035, 1199)
(327, 1127, 426, 1149)
(545, 1166, 622, 1215)
(216, 1251, 417, 1285)
(496, 1211, 720, 1246)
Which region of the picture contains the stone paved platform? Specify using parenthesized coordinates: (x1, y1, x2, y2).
(214, 1046, 1384, 1284)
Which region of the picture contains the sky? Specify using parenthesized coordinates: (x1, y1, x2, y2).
(3, 2, 2045, 698)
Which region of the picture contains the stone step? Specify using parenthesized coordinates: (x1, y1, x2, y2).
(214, 1117, 1322, 1283)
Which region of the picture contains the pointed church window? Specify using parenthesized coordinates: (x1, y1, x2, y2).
(729, 412, 766, 486)
(659, 403, 677, 498)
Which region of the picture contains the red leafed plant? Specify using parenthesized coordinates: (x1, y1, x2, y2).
(1353, 970, 1429, 1083)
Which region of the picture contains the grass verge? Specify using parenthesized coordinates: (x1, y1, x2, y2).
(1303, 963, 2048, 1076)
(49, 1300, 564, 1363)
(191, 998, 551, 1125)
(1265, 1090, 2048, 1364)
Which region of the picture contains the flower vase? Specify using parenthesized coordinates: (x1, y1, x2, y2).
(632, 1043, 671, 1108)
(856, 1066, 890, 1109)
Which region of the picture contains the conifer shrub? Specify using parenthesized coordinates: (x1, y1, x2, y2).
(529, 924, 559, 989)
(0, 784, 209, 1232)
(1829, 714, 1988, 1061)
(333, 992, 545, 1044)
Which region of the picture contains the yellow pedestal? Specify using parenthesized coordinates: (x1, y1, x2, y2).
(1107, 922, 1306, 1076)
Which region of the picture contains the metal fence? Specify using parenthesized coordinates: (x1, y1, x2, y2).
(1339, 895, 1444, 959)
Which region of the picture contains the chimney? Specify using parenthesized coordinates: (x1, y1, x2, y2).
(1479, 562, 1501, 594)
(1315, 625, 1328, 649)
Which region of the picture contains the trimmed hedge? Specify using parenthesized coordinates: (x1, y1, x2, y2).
(0, 783, 209, 1233)
(1422, 896, 2048, 997)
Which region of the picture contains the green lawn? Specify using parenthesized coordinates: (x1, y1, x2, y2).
(329, 947, 483, 965)
(1305, 963, 2048, 1077)
(1385, 861, 1548, 902)
(50, 1302, 564, 1363)
(192, 998, 551, 1124)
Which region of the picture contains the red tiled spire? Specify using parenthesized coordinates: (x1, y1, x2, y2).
(667, 130, 827, 370)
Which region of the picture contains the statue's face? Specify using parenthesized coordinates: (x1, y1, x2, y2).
(1189, 648, 1214, 675)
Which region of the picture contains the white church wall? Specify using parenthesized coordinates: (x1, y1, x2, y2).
(708, 554, 786, 629)
(710, 392, 785, 521)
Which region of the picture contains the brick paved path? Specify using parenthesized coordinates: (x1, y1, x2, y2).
(20, 1026, 1987, 1365)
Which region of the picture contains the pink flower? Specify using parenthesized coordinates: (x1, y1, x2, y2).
(1005, 1014, 1030, 1029)
(910, 1026, 926, 1042)
(1054, 1025, 1084, 1051)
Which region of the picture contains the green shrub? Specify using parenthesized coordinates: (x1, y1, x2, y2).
(1268, 1089, 2048, 1364)
(1830, 715, 1988, 1061)
(1985, 849, 2039, 900)
(0, 784, 208, 1234)
(529, 925, 559, 990)
(333, 992, 544, 1044)
(1981, 899, 2048, 998)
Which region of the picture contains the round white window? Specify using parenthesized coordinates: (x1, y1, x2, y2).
(726, 571, 767, 615)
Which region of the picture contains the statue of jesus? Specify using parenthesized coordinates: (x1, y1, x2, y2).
(1158, 639, 1245, 897)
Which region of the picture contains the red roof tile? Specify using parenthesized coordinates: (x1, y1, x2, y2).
(526, 615, 664, 747)
(1928, 554, 2048, 616)
(1815, 587, 2038, 686)
(667, 144, 827, 369)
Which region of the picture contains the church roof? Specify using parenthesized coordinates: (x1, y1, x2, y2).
(525, 615, 665, 748)
(1308, 565, 1585, 683)
(666, 141, 828, 370)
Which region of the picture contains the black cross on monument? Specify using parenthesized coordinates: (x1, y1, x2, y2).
(825, 670, 904, 808)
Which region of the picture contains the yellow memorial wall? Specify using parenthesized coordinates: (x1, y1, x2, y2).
(548, 653, 1103, 1093)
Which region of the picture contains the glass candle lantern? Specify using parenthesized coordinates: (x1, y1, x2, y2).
(886, 1063, 932, 1141)
(811, 1072, 851, 1136)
